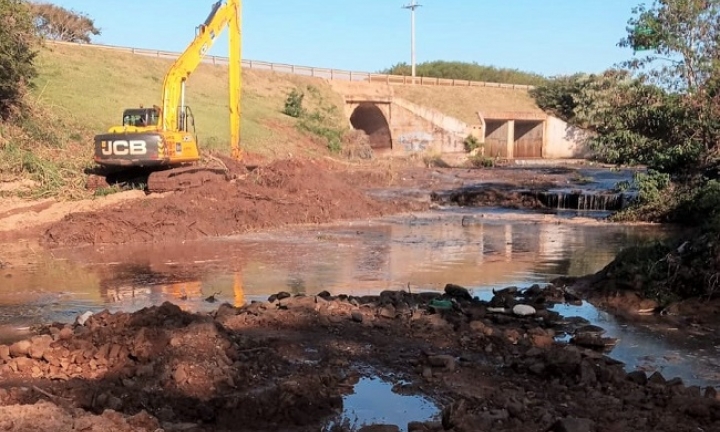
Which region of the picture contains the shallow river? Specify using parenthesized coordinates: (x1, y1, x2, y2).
(2, 207, 719, 427)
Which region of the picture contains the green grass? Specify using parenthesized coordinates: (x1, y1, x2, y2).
(31, 43, 346, 158)
(3, 42, 548, 200)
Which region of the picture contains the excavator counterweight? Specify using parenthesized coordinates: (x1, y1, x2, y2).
(91, 0, 242, 192)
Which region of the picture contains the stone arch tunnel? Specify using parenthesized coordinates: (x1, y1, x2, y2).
(349, 102, 392, 150)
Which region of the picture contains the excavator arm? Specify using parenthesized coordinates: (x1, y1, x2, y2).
(161, 0, 243, 159)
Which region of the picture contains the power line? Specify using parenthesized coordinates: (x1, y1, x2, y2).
(402, 0, 422, 85)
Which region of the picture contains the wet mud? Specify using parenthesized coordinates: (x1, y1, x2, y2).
(1, 285, 719, 431)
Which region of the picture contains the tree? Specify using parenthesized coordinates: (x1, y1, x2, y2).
(532, 1, 720, 178)
(380, 60, 548, 86)
(0, 0, 38, 117)
(618, 0, 720, 91)
(29, 1, 100, 44)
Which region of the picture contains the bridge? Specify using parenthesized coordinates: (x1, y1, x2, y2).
(333, 81, 589, 159)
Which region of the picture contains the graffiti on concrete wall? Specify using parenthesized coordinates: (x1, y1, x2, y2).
(397, 131, 434, 152)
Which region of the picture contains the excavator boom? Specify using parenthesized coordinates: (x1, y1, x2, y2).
(161, 0, 242, 159)
(92, 0, 242, 177)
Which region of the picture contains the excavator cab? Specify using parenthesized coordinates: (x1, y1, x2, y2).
(122, 107, 161, 128)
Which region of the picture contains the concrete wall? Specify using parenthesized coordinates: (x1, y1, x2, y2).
(389, 98, 468, 154)
(390, 102, 466, 153)
(544, 116, 592, 159)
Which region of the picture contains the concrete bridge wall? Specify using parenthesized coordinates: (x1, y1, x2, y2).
(333, 81, 590, 159)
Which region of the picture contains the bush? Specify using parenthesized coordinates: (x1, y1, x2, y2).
(463, 134, 482, 153)
(283, 89, 305, 118)
(0, 0, 38, 117)
(283, 86, 347, 153)
(469, 154, 495, 168)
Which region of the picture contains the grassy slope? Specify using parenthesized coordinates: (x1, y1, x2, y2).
(4, 42, 545, 199)
(32, 43, 346, 158)
(393, 85, 544, 124)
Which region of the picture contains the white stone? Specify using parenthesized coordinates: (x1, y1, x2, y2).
(76, 311, 94, 326)
(512, 304, 536, 316)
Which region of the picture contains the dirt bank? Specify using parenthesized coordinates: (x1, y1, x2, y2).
(558, 224, 720, 338)
(1, 285, 718, 432)
(41, 158, 427, 246)
(35, 159, 600, 247)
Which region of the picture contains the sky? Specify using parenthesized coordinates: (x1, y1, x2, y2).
(48, 0, 642, 77)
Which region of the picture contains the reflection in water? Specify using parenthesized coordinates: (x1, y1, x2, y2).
(552, 302, 720, 389)
(1, 212, 670, 328)
(324, 376, 439, 432)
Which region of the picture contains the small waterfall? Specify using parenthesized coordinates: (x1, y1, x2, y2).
(527, 190, 633, 211)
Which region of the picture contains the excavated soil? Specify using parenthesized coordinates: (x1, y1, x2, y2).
(39, 159, 590, 247)
(42, 158, 428, 246)
(1, 285, 719, 432)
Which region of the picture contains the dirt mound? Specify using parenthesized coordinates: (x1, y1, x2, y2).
(565, 226, 720, 330)
(42, 158, 426, 246)
(1, 285, 719, 431)
(0, 401, 159, 432)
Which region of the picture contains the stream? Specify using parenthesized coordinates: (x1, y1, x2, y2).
(4, 203, 720, 428)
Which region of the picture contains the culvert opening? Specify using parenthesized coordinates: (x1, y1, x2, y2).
(350, 103, 392, 149)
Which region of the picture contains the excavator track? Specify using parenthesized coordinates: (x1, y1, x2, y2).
(146, 166, 230, 193)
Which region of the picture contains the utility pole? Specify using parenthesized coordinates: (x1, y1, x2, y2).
(402, 0, 421, 85)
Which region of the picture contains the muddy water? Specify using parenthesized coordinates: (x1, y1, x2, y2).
(7, 208, 717, 393)
(1, 210, 668, 327)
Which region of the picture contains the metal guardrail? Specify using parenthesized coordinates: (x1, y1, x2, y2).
(46, 40, 535, 90)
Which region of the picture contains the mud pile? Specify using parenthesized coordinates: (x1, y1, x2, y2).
(1, 285, 719, 431)
(42, 158, 427, 246)
(564, 226, 720, 330)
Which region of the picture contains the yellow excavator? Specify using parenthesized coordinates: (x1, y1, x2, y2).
(92, 0, 242, 192)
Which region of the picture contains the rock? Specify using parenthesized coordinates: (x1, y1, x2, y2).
(574, 324, 606, 337)
(570, 334, 617, 350)
(0, 345, 9, 361)
(29, 335, 52, 360)
(8, 340, 31, 358)
(482, 409, 509, 421)
(428, 355, 456, 372)
(173, 365, 189, 384)
(506, 399, 525, 418)
(135, 363, 155, 378)
(647, 371, 666, 385)
(512, 304, 536, 316)
(444, 284, 472, 301)
(407, 421, 427, 432)
(379, 305, 396, 319)
(76, 311, 94, 326)
(58, 327, 73, 340)
(532, 334, 554, 348)
(469, 321, 486, 332)
(528, 361, 545, 375)
(107, 395, 124, 411)
(626, 370, 648, 385)
(549, 417, 595, 432)
(351, 310, 364, 323)
(704, 386, 718, 399)
(14, 357, 33, 372)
